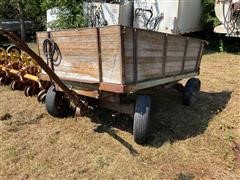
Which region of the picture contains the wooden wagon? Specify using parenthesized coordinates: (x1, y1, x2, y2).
(3, 25, 205, 144)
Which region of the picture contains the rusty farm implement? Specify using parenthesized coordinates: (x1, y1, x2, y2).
(0, 40, 50, 102)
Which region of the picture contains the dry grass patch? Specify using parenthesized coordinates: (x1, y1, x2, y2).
(0, 52, 240, 179)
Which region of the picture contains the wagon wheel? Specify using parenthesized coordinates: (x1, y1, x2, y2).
(45, 85, 70, 117)
(182, 78, 201, 106)
(172, 83, 185, 93)
(133, 95, 151, 144)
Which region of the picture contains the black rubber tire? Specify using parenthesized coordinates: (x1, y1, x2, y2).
(172, 83, 184, 93)
(133, 95, 151, 144)
(45, 85, 70, 117)
(182, 78, 201, 106)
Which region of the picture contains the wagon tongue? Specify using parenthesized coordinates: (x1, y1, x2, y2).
(0, 29, 88, 116)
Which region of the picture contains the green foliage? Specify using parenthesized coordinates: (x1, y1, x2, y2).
(207, 35, 240, 53)
(199, 0, 240, 53)
(0, 1, 16, 20)
(201, 0, 220, 29)
(0, 0, 46, 32)
(41, 0, 86, 30)
(0, 0, 86, 32)
(23, 0, 46, 32)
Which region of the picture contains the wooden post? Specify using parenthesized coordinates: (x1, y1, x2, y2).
(96, 28, 103, 82)
(17, 0, 25, 41)
(162, 34, 168, 77)
(181, 37, 189, 73)
(133, 28, 138, 83)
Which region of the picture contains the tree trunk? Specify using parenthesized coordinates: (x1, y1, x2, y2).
(17, 0, 25, 41)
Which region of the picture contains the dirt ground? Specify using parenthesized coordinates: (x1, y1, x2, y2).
(0, 53, 240, 179)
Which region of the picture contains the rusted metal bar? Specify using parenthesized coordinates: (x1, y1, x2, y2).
(0, 29, 84, 110)
(99, 83, 126, 93)
(96, 28, 103, 82)
(121, 26, 126, 84)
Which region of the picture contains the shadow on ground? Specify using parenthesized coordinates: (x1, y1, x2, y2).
(90, 89, 232, 148)
(149, 90, 232, 147)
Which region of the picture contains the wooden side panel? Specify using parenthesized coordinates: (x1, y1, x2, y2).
(124, 29, 165, 83)
(123, 28, 203, 84)
(184, 39, 202, 72)
(165, 35, 186, 76)
(36, 26, 203, 91)
(37, 28, 100, 82)
(100, 26, 122, 84)
(137, 30, 165, 82)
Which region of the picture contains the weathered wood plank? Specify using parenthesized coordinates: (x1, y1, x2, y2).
(132, 28, 166, 82)
(127, 72, 199, 92)
(100, 26, 122, 84)
(124, 27, 134, 83)
(37, 28, 100, 82)
(165, 61, 182, 75)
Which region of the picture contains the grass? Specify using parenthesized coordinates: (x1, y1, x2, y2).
(0, 53, 240, 179)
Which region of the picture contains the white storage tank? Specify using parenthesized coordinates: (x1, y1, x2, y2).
(134, 0, 202, 34)
(83, 1, 133, 27)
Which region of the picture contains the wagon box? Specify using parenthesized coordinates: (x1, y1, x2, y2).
(36, 25, 204, 94)
(0, 25, 205, 144)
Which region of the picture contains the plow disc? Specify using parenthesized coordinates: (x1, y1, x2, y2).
(0, 42, 50, 100)
(10, 80, 24, 91)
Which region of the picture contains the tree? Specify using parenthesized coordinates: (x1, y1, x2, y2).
(201, 0, 220, 30)
(0, 0, 46, 40)
(41, 0, 86, 30)
(16, 0, 26, 40)
(0, 1, 16, 20)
